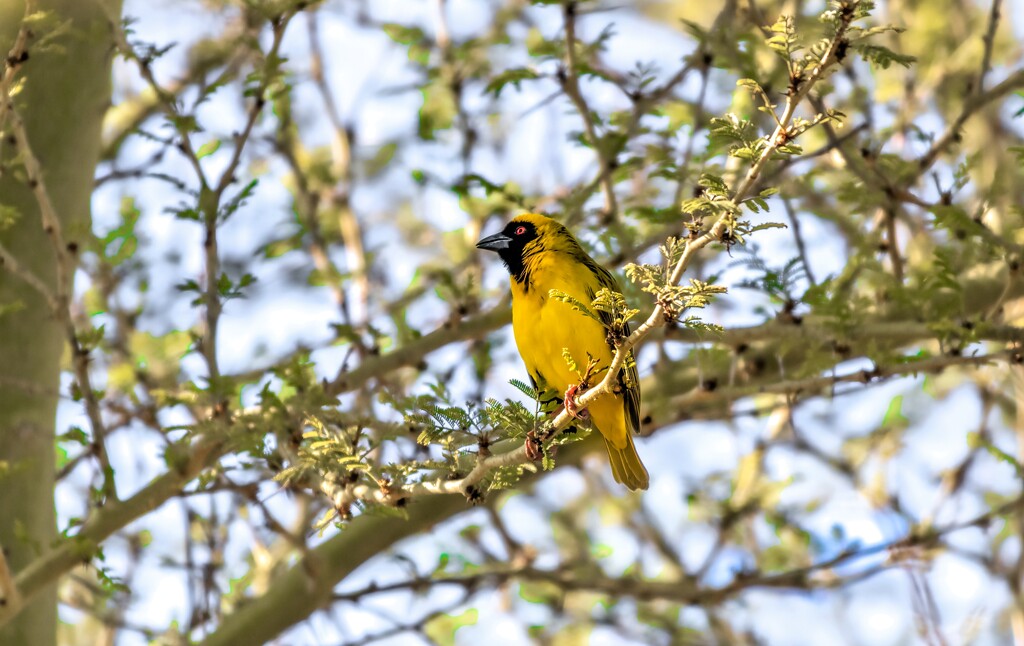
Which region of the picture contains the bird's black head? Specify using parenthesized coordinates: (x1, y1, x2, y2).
(476, 218, 539, 282)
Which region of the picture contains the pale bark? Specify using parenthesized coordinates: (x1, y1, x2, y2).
(0, 1, 120, 644)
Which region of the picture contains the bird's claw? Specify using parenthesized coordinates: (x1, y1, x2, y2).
(564, 384, 589, 420)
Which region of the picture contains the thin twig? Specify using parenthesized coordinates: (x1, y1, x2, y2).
(0, 241, 59, 312)
(0, 0, 33, 139)
(883, 206, 904, 283)
(6, 85, 118, 500)
(915, 69, 1024, 177)
(561, 2, 618, 220)
(306, 11, 370, 331)
(977, 0, 1002, 97)
(781, 195, 816, 285)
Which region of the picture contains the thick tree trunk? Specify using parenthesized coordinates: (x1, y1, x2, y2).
(0, 1, 119, 644)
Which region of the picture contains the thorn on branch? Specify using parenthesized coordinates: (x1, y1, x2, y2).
(5, 50, 28, 67)
(835, 38, 849, 62)
(859, 367, 881, 383)
(656, 297, 678, 324)
(336, 502, 352, 521)
(719, 229, 737, 253)
(464, 485, 483, 504)
(788, 73, 805, 93)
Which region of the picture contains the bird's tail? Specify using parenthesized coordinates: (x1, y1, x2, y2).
(604, 435, 649, 491)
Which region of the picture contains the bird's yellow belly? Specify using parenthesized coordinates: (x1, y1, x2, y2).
(512, 288, 613, 393)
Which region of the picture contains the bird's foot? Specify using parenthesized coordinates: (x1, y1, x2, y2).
(564, 383, 589, 420)
(525, 430, 544, 461)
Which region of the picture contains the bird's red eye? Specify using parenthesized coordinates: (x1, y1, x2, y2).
(515, 226, 527, 235)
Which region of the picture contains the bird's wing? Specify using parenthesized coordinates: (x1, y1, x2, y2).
(528, 372, 563, 416)
(579, 254, 642, 435)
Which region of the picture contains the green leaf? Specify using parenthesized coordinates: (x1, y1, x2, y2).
(485, 68, 540, 97)
(509, 378, 537, 399)
(852, 43, 915, 69)
(748, 221, 787, 232)
(519, 580, 561, 604)
(424, 608, 479, 646)
(362, 142, 398, 178)
(418, 81, 457, 140)
(382, 23, 426, 45)
(881, 395, 908, 430)
(560, 348, 579, 374)
(548, 289, 601, 323)
(970, 434, 1024, 478)
(196, 139, 221, 159)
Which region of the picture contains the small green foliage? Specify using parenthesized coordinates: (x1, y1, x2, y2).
(508, 378, 538, 400)
(382, 22, 428, 48)
(549, 289, 601, 324)
(766, 15, 801, 61)
(625, 238, 726, 330)
(0, 203, 21, 232)
(218, 179, 259, 222)
(733, 246, 808, 311)
(485, 67, 540, 97)
(99, 197, 140, 265)
(560, 348, 579, 374)
(970, 433, 1024, 478)
(76, 324, 106, 352)
(396, 382, 540, 457)
(94, 565, 131, 596)
(851, 43, 916, 69)
(880, 395, 910, 430)
(589, 288, 639, 336)
(707, 115, 760, 158)
(272, 415, 369, 489)
(419, 81, 457, 140)
(424, 608, 479, 646)
(196, 139, 221, 159)
(216, 272, 258, 301)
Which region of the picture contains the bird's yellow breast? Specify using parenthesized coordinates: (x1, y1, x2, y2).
(511, 252, 612, 388)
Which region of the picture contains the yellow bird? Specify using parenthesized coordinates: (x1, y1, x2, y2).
(477, 213, 649, 490)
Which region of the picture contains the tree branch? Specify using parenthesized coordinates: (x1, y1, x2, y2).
(197, 493, 468, 646)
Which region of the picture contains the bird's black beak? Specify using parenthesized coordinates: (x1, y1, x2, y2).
(476, 232, 512, 252)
